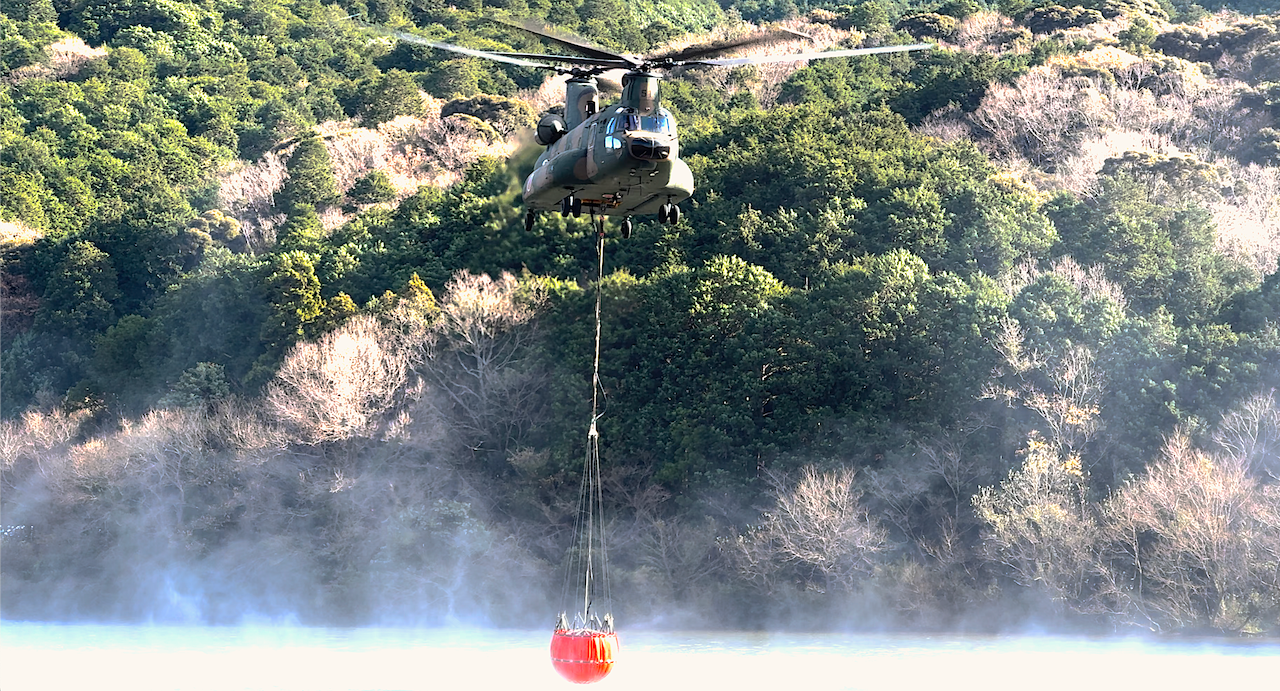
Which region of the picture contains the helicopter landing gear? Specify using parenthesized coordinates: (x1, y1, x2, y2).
(658, 202, 680, 225)
(560, 195, 581, 218)
(621, 217, 633, 239)
(525, 210, 536, 232)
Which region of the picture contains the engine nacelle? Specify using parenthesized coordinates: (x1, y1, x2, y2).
(535, 113, 568, 146)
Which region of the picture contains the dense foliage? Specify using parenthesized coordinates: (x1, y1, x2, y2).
(5, 0, 1280, 633)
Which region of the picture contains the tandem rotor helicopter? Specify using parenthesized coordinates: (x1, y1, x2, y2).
(367, 19, 931, 238)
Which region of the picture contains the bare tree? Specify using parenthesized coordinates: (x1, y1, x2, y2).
(212, 398, 290, 455)
(731, 466, 889, 594)
(985, 330, 1106, 461)
(1021, 344, 1105, 457)
(861, 427, 1003, 621)
(216, 151, 289, 251)
(0, 408, 92, 497)
(673, 19, 856, 108)
(864, 426, 995, 554)
(973, 433, 1109, 612)
(954, 12, 1021, 52)
(1212, 162, 1280, 277)
(420, 271, 548, 462)
(1105, 434, 1280, 633)
(1213, 391, 1280, 479)
(988, 258, 1120, 467)
(4, 37, 105, 83)
(266, 314, 410, 444)
(636, 516, 725, 601)
(970, 66, 1111, 167)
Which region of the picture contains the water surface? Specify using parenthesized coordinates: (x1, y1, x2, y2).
(2, 622, 1276, 690)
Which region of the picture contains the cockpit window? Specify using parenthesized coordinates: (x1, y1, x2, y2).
(621, 114, 673, 135)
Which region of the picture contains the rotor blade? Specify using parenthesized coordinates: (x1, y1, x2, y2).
(491, 17, 639, 66)
(375, 27, 556, 69)
(492, 51, 633, 69)
(691, 42, 933, 67)
(647, 29, 812, 63)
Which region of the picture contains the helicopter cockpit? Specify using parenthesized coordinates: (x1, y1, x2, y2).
(622, 113, 674, 135)
(603, 108, 676, 161)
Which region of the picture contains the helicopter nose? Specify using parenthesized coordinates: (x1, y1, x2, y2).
(628, 137, 670, 161)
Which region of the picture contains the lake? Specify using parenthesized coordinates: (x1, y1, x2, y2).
(2, 621, 1277, 690)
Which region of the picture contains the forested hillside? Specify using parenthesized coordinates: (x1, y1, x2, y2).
(5, 0, 1280, 634)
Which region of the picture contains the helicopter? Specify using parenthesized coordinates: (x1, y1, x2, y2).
(368, 19, 931, 238)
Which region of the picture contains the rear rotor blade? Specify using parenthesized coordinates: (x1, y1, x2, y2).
(691, 42, 933, 67)
(492, 17, 639, 67)
(647, 29, 811, 64)
(492, 51, 633, 69)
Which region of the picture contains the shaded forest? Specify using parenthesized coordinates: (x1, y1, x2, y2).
(5, 0, 1280, 635)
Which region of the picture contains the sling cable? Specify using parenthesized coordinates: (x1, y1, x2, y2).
(549, 227, 619, 685)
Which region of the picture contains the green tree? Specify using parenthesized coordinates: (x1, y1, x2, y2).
(1025, 5, 1104, 34)
(841, 1, 891, 30)
(260, 249, 325, 354)
(359, 69, 424, 127)
(275, 203, 326, 254)
(398, 271, 437, 319)
(1117, 15, 1157, 53)
(803, 250, 1004, 427)
(589, 257, 797, 492)
(90, 313, 157, 408)
(275, 132, 340, 212)
(422, 59, 484, 99)
(440, 93, 535, 135)
(313, 290, 357, 333)
(35, 240, 121, 342)
(147, 248, 270, 391)
(346, 170, 397, 207)
(1049, 175, 1250, 323)
(896, 13, 960, 41)
(157, 362, 231, 410)
(7, 0, 57, 23)
(688, 105, 1054, 282)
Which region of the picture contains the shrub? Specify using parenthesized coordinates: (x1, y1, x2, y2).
(441, 94, 536, 136)
(1024, 5, 1104, 35)
(897, 13, 961, 41)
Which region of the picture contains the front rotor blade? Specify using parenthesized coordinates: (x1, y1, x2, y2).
(377, 28, 556, 69)
(647, 29, 811, 63)
(692, 42, 933, 67)
(492, 17, 638, 66)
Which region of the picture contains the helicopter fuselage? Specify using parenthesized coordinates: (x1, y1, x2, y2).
(523, 103, 693, 218)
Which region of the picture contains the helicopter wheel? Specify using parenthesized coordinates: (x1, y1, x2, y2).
(657, 204, 670, 225)
(621, 218, 633, 239)
(525, 211, 536, 232)
(669, 204, 681, 225)
(572, 197, 583, 218)
(561, 196, 573, 218)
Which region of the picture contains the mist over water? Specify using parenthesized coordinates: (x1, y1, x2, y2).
(2, 622, 1277, 691)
